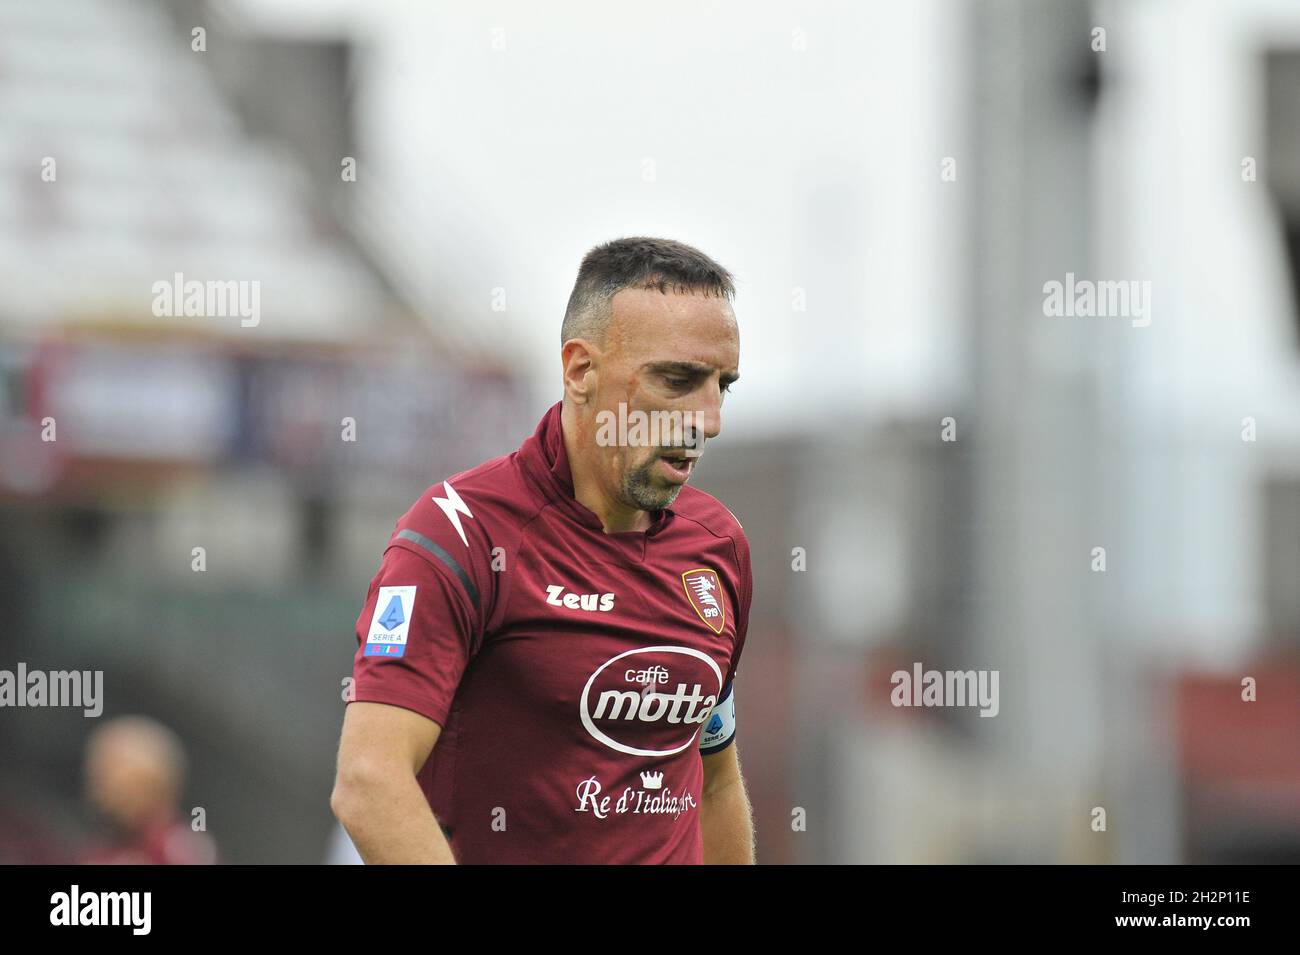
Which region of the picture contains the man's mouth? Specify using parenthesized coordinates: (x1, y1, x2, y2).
(657, 449, 700, 482)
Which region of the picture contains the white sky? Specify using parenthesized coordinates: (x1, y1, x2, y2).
(220, 0, 967, 437)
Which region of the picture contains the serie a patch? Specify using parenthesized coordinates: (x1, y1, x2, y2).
(699, 680, 736, 752)
(365, 585, 417, 658)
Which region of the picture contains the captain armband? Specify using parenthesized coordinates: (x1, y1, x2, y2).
(699, 679, 737, 754)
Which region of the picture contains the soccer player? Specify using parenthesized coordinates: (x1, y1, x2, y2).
(330, 237, 753, 864)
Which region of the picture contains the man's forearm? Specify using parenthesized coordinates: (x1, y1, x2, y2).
(700, 776, 755, 864)
(332, 773, 457, 864)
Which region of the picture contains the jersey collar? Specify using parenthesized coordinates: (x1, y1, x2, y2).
(520, 400, 671, 538)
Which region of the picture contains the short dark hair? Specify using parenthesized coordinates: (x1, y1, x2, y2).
(561, 237, 735, 345)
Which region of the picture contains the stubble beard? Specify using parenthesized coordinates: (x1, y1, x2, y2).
(620, 454, 683, 512)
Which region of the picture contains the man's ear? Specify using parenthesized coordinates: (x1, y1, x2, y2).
(561, 339, 598, 405)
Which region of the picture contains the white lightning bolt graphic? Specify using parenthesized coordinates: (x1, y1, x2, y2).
(432, 481, 473, 546)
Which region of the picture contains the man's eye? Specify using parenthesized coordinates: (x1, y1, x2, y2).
(665, 376, 690, 389)
(721, 382, 733, 395)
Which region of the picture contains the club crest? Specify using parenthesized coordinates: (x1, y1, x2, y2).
(681, 568, 725, 635)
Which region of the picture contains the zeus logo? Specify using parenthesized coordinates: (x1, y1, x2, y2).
(432, 481, 473, 546)
(546, 585, 615, 612)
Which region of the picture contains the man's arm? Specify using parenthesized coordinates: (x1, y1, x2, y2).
(699, 743, 754, 864)
(330, 701, 457, 864)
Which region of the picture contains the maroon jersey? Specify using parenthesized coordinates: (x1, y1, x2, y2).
(349, 400, 752, 864)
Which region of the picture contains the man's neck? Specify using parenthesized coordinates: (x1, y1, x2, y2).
(561, 402, 653, 535)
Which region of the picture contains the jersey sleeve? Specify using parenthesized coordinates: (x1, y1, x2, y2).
(700, 530, 752, 754)
(349, 487, 497, 729)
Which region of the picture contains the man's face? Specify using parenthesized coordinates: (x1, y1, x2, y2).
(584, 286, 740, 512)
(85, 728, 177, 831)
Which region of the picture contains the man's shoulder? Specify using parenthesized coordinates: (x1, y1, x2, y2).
(670, 485, 748, 548)
(393, 450, 543, 557)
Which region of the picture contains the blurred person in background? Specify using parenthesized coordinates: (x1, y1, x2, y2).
(79, 715, 218, 864)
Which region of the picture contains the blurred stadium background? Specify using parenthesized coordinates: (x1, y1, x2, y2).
(1, 0, 1298, 863)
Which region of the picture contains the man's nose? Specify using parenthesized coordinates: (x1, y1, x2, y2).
(695, 391, 723, 442)
(701, 409, 721, 441)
